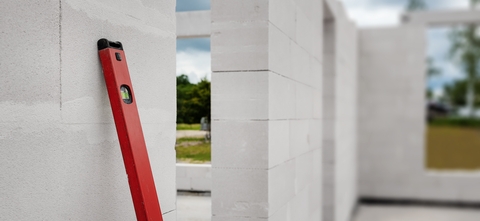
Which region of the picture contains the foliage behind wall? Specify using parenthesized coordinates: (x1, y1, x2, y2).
(176, 74, 211, 124)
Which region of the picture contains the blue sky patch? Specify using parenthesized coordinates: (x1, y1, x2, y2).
(176, 0, 210, 12)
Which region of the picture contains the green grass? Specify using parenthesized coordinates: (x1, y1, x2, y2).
(177, 137, 205, 143)
(176, 136, 210, 163)
(429, 118, 480, 128)
(176, 142, 211, 163)
(176, 124, 201, 131)
(427, 125, 480, 170)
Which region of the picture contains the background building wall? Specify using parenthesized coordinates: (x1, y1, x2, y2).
(0, 0, 177, 220)
(322, 1, 358, 220)
(358, 25, 480, 203)
(334, 14, 358, 221)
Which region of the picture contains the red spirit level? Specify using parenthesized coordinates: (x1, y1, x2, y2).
(97, 38, 163, 221)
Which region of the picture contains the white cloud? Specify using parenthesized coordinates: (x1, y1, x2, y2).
(435, 0, 469, 9)
(340, 0, 471, 28)
(433, 87, 445, 100)
(345, 5, 403, 27)
(427, 28, 465, 80)
(176, 50, 211, 84)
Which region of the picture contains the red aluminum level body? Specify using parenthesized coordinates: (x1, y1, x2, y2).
(97, 38, 163, 221)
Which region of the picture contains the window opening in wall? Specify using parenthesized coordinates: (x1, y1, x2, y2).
(176, 37, 211, 164)
(426, 24, 480, 171)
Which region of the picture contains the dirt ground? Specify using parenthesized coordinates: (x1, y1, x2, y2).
(427, 125, 480, 170)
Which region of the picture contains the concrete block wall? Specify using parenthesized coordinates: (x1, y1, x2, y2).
(211, 0, 324, 220)
(0, 0, 176, 220)
(333, 17, 358, 221)
(322, 1, 358, 220)
(358, 25, 480, 203)
(177, 164, 212, 191)
(176, 10, 211, 38)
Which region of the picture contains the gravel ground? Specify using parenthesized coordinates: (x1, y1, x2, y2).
(176, 130, 207, 138)
(354, 204, 480, 221)
(176, 193, 480, 221)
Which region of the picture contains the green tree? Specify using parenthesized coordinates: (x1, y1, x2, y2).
(448, 0, 480, 117)
(186, 78, 210, 123)
(444, 80, 480, 107)
(427, 57, 441, 77)
(177, 74, 192, 86)
(176, 75, 211, 124)
(177, 74, 194, 123)
(406, 0, 426, 11)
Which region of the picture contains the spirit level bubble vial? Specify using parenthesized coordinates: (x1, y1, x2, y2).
(97, 38, 163, 221)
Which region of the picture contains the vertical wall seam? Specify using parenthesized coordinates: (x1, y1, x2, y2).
(59, 0, 62, 111)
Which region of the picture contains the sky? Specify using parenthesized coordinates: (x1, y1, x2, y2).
(175, 0, 211, 83)
(176, 38, 211, 83)
(176, 0, 472, 89)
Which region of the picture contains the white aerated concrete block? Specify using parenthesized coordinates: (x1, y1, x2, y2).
(211, 21, 269, 72)
(291, 42, 311, 84)
(311, 58, 323, 90)
(212, 120, 268, 169)
(289, 120, 310, 158)
(308, 185, 322, 220)
(313, 89, 323, 119)
(269, 73, 296, 120)
(269, 160, 296, 216)
(212, 72, 269, 120)
(295, 153, 314, 194)
(212, 168, 268, 218)
(289, 187, 310, 221)
(295, 8, 313, 55)
(269, 24, 293, 78)
(310, 151, 322, 216)
(176, 164, 212, 191)
(176, 11, 211, 38)
(211, 0, 269, 72)
(176, 177, 191, 191)
(211, 0, 268, 22)
(162, 211, 177, 221)
(191, 177, 212, 191)
(269, 0, 297, 40)
(295, 83, 314, 119)
(268, 204, 289, 221)
(0, 1, 60, 121)
(268, 120, 290, 168)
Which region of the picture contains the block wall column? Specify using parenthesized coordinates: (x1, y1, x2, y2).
(211, 0, 324, 220)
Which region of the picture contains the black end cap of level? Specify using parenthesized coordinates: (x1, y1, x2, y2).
(97, 38, 123, 51)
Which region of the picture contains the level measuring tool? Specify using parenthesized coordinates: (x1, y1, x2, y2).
(97, 38, 163, 221)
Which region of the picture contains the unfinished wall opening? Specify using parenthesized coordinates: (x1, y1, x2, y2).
(175, 1, 213, 219)
(176, 37, 212, 164)
(425, 24, 480, 171)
